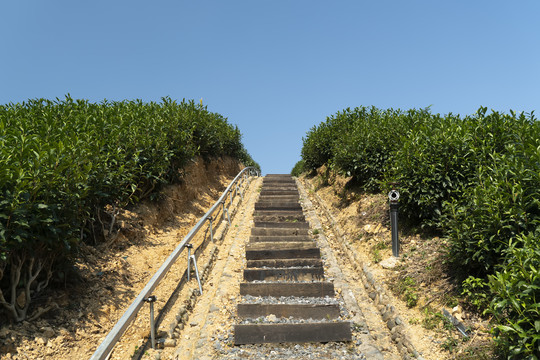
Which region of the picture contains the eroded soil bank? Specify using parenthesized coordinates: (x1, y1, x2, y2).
(0, 157, 242, 360)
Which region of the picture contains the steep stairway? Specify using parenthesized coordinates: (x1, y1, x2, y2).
(234, 174, 352, 344)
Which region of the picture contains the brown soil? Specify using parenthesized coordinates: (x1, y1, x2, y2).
(299, 169, 494, 360)
(0, 157, 242, 360)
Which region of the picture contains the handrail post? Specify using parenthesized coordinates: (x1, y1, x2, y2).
(207, 217, 213, 242)
(222, 201, 230, 225)
(143, 296, 157, 349)
(186, 244, 193, 281)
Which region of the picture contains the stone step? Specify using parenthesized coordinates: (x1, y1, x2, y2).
(260, 188, 298, 192)
(263, 178, 295, 182)
(246, 258, 323, 268)
(253, 210, 305, 218)
(249, 235, 313, 242)
(259, 190, 300, 196)
(251, 228, 309, 236)
(254, 199, 301, 204)
(255, 202, 302, 211)
(240, 282, 334, 297)
(253, 214, 306, 223)
(264, 175, 294, 179)
(253, 221, 309, 229)
(258, 195, 299, 202)
(234, 322, 352, 344)
(237, 303, 341, 320)
(243, 267, 324, 281)
(245, 242, 320, 260)
(256, 199, 300, 205)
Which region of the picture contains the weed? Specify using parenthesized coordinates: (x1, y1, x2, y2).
(422, 306, 453, 331)
(312, 229, 320, 235)
(461, 276, 489, 311)
(441, 336, 459, 351)
(441, 293, 459, 308)
(372, 249, 382, 263)
(397, 276, 419, 308)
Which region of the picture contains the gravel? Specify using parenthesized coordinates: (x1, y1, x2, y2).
(241, 295, 339, 305)
(215, 336, 367, 359)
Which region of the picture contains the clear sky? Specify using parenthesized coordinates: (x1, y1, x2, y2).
(1, 1, 539, 175)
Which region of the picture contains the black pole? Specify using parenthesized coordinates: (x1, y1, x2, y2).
(388, 187, 400, 257)
(390, 201, 399, 257)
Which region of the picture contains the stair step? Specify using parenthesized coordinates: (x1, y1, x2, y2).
(240, 282, 334, 297)
(246, 242, 320, 260)
(250, 235, 312, 242)
(260, 190, 300, 196)
(243, 267, 324, 281)
(255, 203, 302, 211)
(258, 194, 299, 200)
(237, 303, 340, 319)
(246, 258, 323, 268)
(251, 228, 309, 236)
(254, 221, 309, 229)
(234, 322, 352, 344)
(253, 214, 305, 223)
(263, 178, 296, 183)
(253, 210, 304, 218)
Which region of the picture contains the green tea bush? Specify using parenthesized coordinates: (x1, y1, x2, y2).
(301, 109, 353, 171)
(333, 107, 409, 192)
(0, 95, 256, 321)
(299, 105, 540, 357)
(488, 232, 540, 359)
(443, 112, 540, 276)
(291, 159, 305, 177)
(389, 112, 478, 227)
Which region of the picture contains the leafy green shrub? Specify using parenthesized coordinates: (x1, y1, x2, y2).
(301, 109, 354, 171)
(298, 104, 540, 358)
(461, 276, 490, 312)
(388, 112, 476, 226)
(487, 232, 540, 359)
(0, 95, 256, 321)
(291, 159, 305, 177)
(443, 115, 540, 276)
(333, 107, 411, 192)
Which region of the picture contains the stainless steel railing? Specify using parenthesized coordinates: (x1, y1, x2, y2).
(90, 166, 259, 360)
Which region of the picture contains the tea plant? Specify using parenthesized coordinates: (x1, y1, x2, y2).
(0, 95, 258, 321)
(297, 104, 539, 357)
(487, 232, 540, 359)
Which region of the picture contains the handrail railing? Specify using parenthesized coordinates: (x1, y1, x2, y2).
(90, 166, 259, 360)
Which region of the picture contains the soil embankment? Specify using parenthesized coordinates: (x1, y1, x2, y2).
(298, 172, 493, 359)
(0, 157, 242, 360)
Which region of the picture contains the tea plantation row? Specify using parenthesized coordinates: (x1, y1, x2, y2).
(294, 106, 539, 358)
(0, 96, 258, 321)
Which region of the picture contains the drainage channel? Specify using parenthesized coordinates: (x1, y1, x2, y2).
(234, 174, 352, 344)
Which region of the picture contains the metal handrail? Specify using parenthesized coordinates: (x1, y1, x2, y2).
(90, 166, 259, 360)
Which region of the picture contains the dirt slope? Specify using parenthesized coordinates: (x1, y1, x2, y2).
(0, 157, 242, 360)
(299, 172, 494, 359)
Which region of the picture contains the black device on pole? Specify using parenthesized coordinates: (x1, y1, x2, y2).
(388, 183, 400, 257)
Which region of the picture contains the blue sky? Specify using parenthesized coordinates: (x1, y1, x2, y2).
(1, 1, 539, 174)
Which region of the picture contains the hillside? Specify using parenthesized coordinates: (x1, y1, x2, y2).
(0, 157, 242, 359)
(299, 169, 494, 359)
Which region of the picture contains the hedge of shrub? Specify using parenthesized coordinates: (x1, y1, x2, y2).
(296, 105, 539, 358)
(0, 95, 258, 321)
